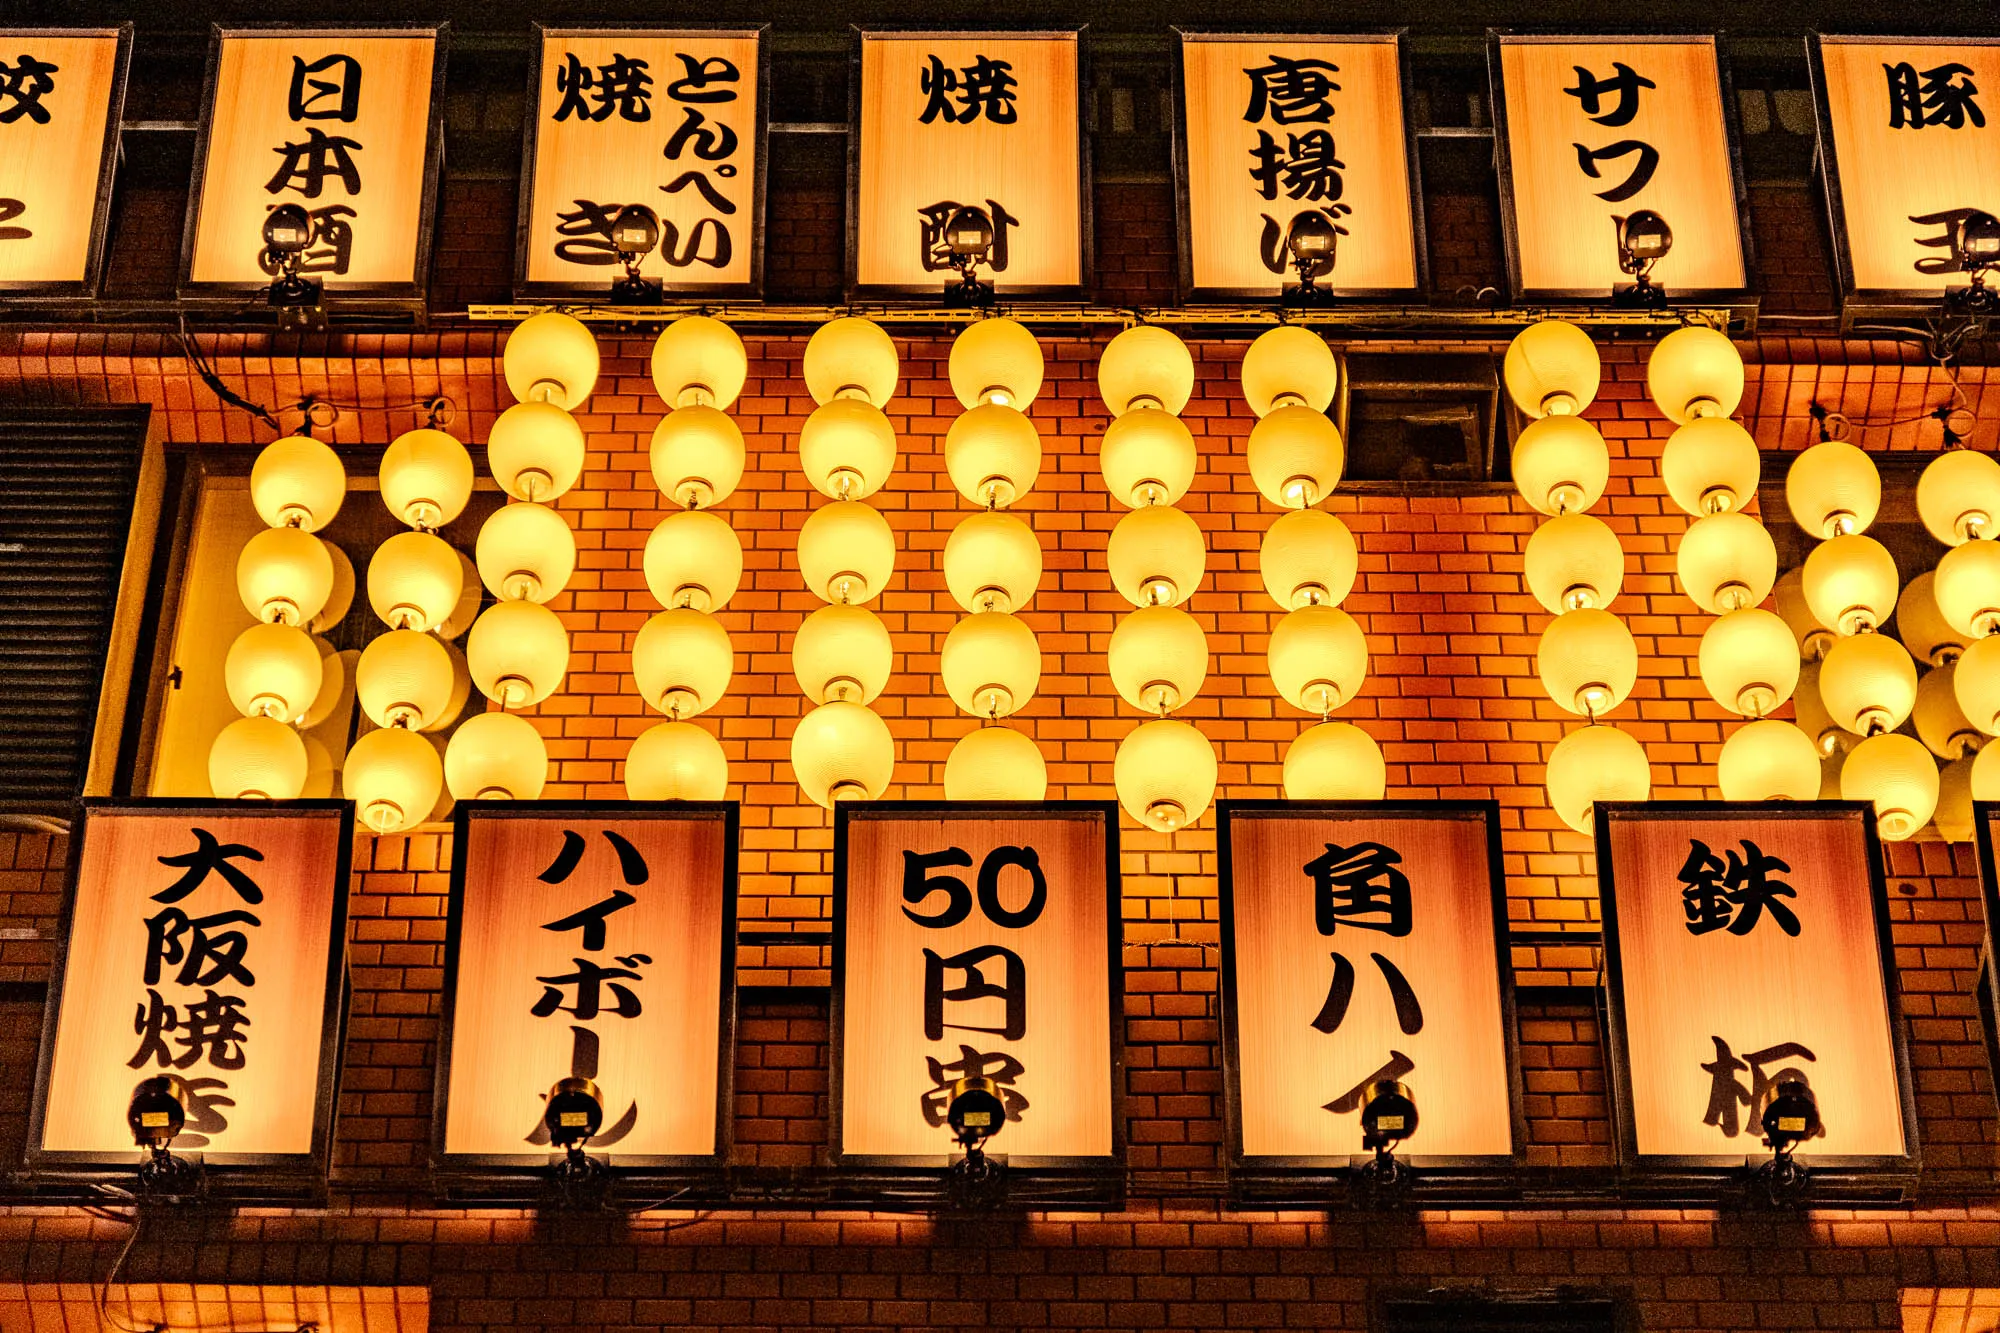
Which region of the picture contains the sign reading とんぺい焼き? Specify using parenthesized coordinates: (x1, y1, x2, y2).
(833, 804, 1121, 1184)
(436, 803, 737, 1174)
(30, 802, 352, 1174)
(851, 31, 1086, 297)
(0, 28, 130, 294)
(1491, 33, 1750, 299)
(518, 27, 766, 298)
(1174, 33, 1423, 299)
(182, 26, 445, 293)
(1597, 803, 1916, 1175)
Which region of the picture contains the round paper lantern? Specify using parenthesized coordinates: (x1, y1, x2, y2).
(1537, 609, 1638, 716)
(445, 711, 548, 801)
(504, 310, 599, 411)
(1794, 661, 1854, 755)
(366, 530, 464, 632)
(435, 550, 481, 641)
(1774, 566, 1833, 661)
(1098, 324, 1194, 416)
(301, 735, 335, 799)
(804, 316, 899, 407)
(1717, 719, 1821, 802)
(1676, 511, 1778, 614)
(1936, 754, 1977, 843)
(643, 509, 744, 612)
(1916, 662, 1982, 759)
(1523, 513, 1624, 613)
(1841, 731, 1940, 841)
(251, 434, 345, 531)
(1802, 533, 1899, 635)
(798, 500, 895, 604)
(942, 611, 1041, 717)
(1786, 440, 1881, 539)
(632, 607, 733, 717)
(1918, 449, 2000, 545)
(944, 726, 1047, 801)
(356, 628, 455, 729)
(945, 402, 1042, 507)
(380, 428, 474, 529)
(301, 641, 347, 729)
(949, 317, 1044, 410)
(1512, 415, 1610, 516)
(943, 510, 1042, 614)
(487, 400, 587, 503)
(1545, 725, 1651, 835)
(475, 502, 576, 603)
(1241, 325, 1337, 418)
(424, 640, 470, 733)
(651, 314, 746, 410)
(1818, 630, 1918, 734)
(800, 397, 898, 500)
(1934, 537, 2000, 639)
(1646, 325, 1744, 424)
(1975, 738, 2000, 800)
(649, 405, 746, 508)
(1699, 609, 1800, 717)
(1108, 504, 1206, 607)
(625, 720, 729, 800)
(1269, 605, 1367, 715)
(1101, 407, 1197, 508)
(1662, 417, 1761, 515)
(466, 599, 568, 707)
(1114, 718, 1217, 832)
(1248, 406, 1345, 509)
(791, 700, 895, 807)
(1897, 571, 1967, 667)
(1956, 633, 2000, 735)
(1260, 508, 1358, 610)
(225, 623, 323, 722)
(1503, 319, 1600, 419)
(208, 715, 308, 800)
(1109, 605, 1209, 713)
(793, 603, 894, 705)
(1283, 721, 1386, 800)
(310, 543, 355, 634)
(237, 525, 334, 626)
(344, 723, 444, 834)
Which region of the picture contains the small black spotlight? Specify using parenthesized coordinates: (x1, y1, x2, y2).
(941, 205, 996, 309)
(128, 1076, 200, 1199)
(609, 204, 663, 305)
(1947, 210, 2000, 313)
(1359, 1079, 1417, 1154)
(1282, 209, 1340, 306)
(544, 1076, 608, 1209)
(1750, 1076, 1819, 1208)
(1613, 209, 1673, 309)
(262, 203, 325, 329)
(942, 1075, 1010, 1208)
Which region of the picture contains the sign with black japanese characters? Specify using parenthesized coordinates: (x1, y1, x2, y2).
(833, 804, 1119, 1165)
(436, 804, 736, 1167)
(851, 31, 1084, 296)
(1492, 34, 1749, 298)
(519, 27, 765, 297)
(0, 27, 129, 293)
(31, 803, 351, 1167)
(1176, 33, 1421, 299)
(1811, 36, 2000, 300)
(1219, 802, 1518, 1163)
(1598, 803, 1914, 1165)
(183, 26, 444, 291)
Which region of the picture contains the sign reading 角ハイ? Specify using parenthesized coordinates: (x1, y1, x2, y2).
(0, 28, 130, 294)
(519, 27, 765, 298)
(183, 26, 445, 293)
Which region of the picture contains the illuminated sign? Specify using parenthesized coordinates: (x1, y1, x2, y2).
(0, 27, 129, 294)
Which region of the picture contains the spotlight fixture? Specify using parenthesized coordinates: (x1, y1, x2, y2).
(1612, 209, 1673, 309)
(1752, 1075, 1819, 1208)
(1946, 210, 2000, 314)
(942, 1075, 1009, 1208)
(1281, 209, 1340, 308)
(127, 1076, 200, 1198)
(262, 202, 325, 330)
(544, 1075, 608, 1206)
(609, 204, 664, 305)
(941, 205, 997, 309)
(1353, 1078, 1417, 1204)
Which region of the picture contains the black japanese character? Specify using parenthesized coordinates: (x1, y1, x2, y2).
(1911, 205, 1990, 275)
(532, 956, 650, 1021)
(1887, 61, 1984, 130)
(287, 54, 361, 123)
(541, 890, 638, 953)
(1563, 62, 1657, 128)
(553, 199, 625, 266)
(1679, 839, 1800, 938)
(658, 217, 733, 269)
(919, 54, 1018, 125)
(523, 1026, 640, 1147)
(552, 52, 654, 123)
(921, 1045, 1030, 1127)
(918, 198, 1017, 273)
(1242, 55, 1340, 124)
(1258, 208, 1350, 275)
(1307, 842, 1412, 938)
(1701, 1037, 1818, 1140)
(1249, 128, 1346, 203)
(664, 105, 739, 161)
(540, 828, 650, 886)
(922, 944, 1026, 1041)
(154, 827, 265, 905)
(266, 128, 363, 198)
(143, 908, 259, 989)
(1571, 140, 1659, 203)
(1311, 951, 1423, 1036)
(0, 198, 25, 242)
(665, 54, 741, 105)
(0, 54, 58, 126)
(164, 1075, 235, 1148)
(661, 168, 737, 215)
(1322, 1050, 1415, 1115)
(131, 989, 251, 1071)
(128, 989, 178, 1069)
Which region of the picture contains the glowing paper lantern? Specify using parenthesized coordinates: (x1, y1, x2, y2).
(949, 317, 1044, 410)
(1241, 325, 1338, 418)
(475, 502, 576, 603)
(355, 628, 455, 729)
(1917, 449, 2000, 545)
(251, 434, 345, 531)
(444, 711, 549, 801)
(798, 500, 896, 604)
(1268, 605, 1367, 715)
(1114, 718, 1217, 832)
(366, 530, 464, 632)
(1523, 513, 1624, 613)
(1283, 722, 1386, 800)
(643, 509, 744, 613)
(1840, 731, 1939, 841)
(800, 397, 898, 500)
(1536, 609, 1638, 716)
(1107, 504, 1207, 607)
(1545, 725, 1650, 835)
(225, 623, 323, 722)
(791, 700, 895, 807)
(1801, 533, 1899, 635)
(1774, 566, 1833, 662)
(625, 720, 729, 801)
(792, 604, 895, 706)
(465, 599, 569, 707)
(941, 611, 1041, 717)
(632, 608, 734, 717)
(1511, 415, 1611, 516)
(504, 310, 599, 410)
(1933, 537, 2000, 639)
(310, 543, 355, 634)
(804, 316, 898, 407)
(651, 314, 747, 410)
(1646, 325, 1744, 424)
(1247, 405, 1344, 508)
(380, 428, 474, 529)
(1915, 663, 1981, 760)
(1101, 408, 1197, 508)
(1786, 440, 1881, 539)
(344, 724, 444, 834)
(236, 525, 334, 626)
(1662, 417, 1760, 515)
(1955, 633, 2000, 735)
(650, 405, 746, 508)
(1899, 571, 1970, 667)
(1108, 605, 1209, 713)
(1817, 630, 1918, 734)
(488, 401, 587, 503)
(1676, 511, 1778, 614)
(208, 715, 308, 800)
(944, 402, 1042, 507)
(1794, 661, 1854, 755)
(942, 510, 1042, 614)
(1717, 719, 1821, 802)
(1503, 319, 1600, 419)
(1260, 508, 1358, 610)
(944, 726, 1048, 801)
(1697, 609, 1799, 716)
(1098, 324, 1195, 416)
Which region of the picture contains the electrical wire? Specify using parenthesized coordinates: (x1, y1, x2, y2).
(96, 1214, 162, 1333)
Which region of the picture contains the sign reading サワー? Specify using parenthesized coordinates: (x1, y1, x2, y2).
(1174, 33, 1423, 299)
(851, 31, 1086, 297)
(1219, 802, 1520, 1198)
(30, 802, 351, 1178)
(1490, 34, 1750, 299)
(182, 26, 445, 294)
(519, 27, 767, 298)
(0, 28, 131, 294)
(1597, 803, 1916, 1186)
(834, 804, 1120, 1198)
(435, 803, 737, 1182)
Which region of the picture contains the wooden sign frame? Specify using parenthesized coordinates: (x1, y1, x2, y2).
(0, 25, 133, 300)
(1595, 801, 1919, 1201)
(25, 799, 353, 1197)
(431, 800, 739, 1200)
(513, 25, 771, 302)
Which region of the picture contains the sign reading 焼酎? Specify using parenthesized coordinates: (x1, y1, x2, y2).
(0, 27, 130, 293)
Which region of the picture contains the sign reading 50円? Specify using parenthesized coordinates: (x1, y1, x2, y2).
(0, 27, 130, 294)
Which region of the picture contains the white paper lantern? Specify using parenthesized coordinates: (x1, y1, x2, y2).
(944, 726, 1048, 801)
(1114, 718, 1217, 832)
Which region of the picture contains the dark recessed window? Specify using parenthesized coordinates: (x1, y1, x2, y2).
(1341, 352, 1504, 486)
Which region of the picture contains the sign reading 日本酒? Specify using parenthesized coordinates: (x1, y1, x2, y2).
(520, 27, 765, 298)
(1176, 33, 1421, 299)
(1220, 802, 1518, 1165)
(184, 26, 444, 291)
(31, 802, 351, 1167)
(834, 804, 1119, 1166)
(0, 28, 130, 293)
(437, 804, 736, 1167)
(851, 31, 1084, 297)
(1492, 34, 1749, 298)
(1598, 803, 1914, 1166)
